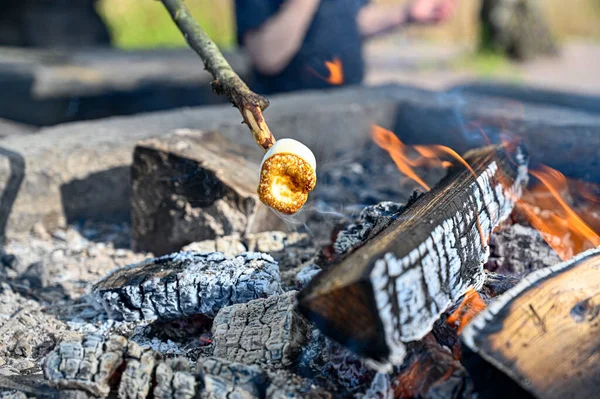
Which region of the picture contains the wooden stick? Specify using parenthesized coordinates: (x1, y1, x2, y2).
(297, 144, 529, 372)
(461, 246, 600, 399)
(160, 0, 275, 151)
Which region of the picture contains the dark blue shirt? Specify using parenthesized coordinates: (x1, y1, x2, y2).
(236, 0, 368, 94)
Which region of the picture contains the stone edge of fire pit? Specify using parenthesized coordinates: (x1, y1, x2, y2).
(1, 84, 599, 238)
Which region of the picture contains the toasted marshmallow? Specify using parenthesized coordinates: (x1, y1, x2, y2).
(258, 139, 317, 214)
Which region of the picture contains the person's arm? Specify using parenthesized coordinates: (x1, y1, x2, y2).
(241, 0, 320, 75)
(358, 0, 457, 39)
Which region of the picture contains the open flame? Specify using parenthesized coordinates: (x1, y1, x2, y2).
(310, 57, 344, 85)
(518, 165, 600, 261)
(371, 124, 599, 262)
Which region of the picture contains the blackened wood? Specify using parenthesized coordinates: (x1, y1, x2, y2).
(91, 251, 281, 322)
(297, 144, 529, 372)
(131, 130, 284, 255)
(461, 247, 600, 399)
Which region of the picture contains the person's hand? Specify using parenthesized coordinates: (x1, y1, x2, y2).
(405, 0, 457, 25)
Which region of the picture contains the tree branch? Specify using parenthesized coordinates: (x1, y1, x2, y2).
(160, 0, 276, 151)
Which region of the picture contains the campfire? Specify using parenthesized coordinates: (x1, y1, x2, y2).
(1, 2, 599, 399)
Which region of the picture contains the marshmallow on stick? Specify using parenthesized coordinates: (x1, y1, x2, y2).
(160, 0, 317, 214)
(258, 139, 317, 214)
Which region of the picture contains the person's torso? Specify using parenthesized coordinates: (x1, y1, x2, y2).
(254, 0, 366, 94)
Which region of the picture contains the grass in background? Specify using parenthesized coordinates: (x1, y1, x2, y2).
(97, 0, 599, 50)
(96, 0, 235, 49)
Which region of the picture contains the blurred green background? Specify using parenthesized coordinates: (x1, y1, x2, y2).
(97, 0, 600, 50)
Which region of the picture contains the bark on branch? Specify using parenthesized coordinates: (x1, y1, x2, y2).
(160, 0, 276, 151)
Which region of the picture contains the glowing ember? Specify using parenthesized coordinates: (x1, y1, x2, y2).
(446, 287, 487, 334)
(518, 165, 600, 260)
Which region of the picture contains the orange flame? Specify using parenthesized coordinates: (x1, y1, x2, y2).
(519, 165, 600, 260)
(309, 57, 344, 85)
(446, 287, 487, 334)
(371, 125, 431, 191)
(371, 125, 489, 246)
(324, 57, 344, 85)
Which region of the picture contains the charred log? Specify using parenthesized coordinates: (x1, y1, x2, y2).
(131, 130, 285, 255)
(462, 246, 600, 399)
(91, 251, 281, 322)
(297, 144, 529, 371)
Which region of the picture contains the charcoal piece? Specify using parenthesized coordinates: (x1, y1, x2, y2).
(91, 251, 282, 322)
(298, 144, 529, 372)
(212, 291, 310, 368)
(391, 334, 474, 399)
(265, 370, 332, 399)
(117, 342, 157, 399)
(295, 264, 322, 289)
(318, 201, 406, 266)
(131, 130, 285, 255)
(485, 224, 560, 275)
(333, 201, 406, 254)
(153, 359, 196, 399)
(480, 271, 520, 301)
(198, 357, 268, 399)
(462, 247, 600, 399)
(43, 335, 127, 397)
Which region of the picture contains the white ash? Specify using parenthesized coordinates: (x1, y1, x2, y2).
(0, 284, 81, 376)
(485, 224, 561, 275)
(331, 201, 406, 258)
(211, 291, 310, 368)
(184, 231, 315, 272)
(91, 251, 282, 322)
(198, 357, 268, 399)
(1, 223, 147, 301)
(295, 264, 322, 289)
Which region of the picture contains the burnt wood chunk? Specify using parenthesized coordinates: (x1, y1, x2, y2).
(43, 335, 128, 397)
(298, 144, 529, 371)
(131, 130, 285, 255)
(198, 357, 268, 399)
(212, 291, 310, 368)
(91, 251, 281, 322)
(461, 247, 600, 399)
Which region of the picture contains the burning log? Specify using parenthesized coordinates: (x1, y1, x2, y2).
(91, 251, 281, 322)
(130, 130, 286, 255)
(461, 247, 600, 399)
(297, 144, 529, 371)
(211, 291, 311, 368)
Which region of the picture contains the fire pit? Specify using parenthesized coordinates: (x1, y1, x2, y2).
(0, 82, 599, 398)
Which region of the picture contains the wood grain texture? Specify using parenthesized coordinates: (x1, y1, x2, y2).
(462, 247, 600, 399)
(298, 144, 529, 372)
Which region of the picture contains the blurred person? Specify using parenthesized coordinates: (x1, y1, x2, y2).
(235, 0, 457, 94)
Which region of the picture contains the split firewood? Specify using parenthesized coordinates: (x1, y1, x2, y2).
(91, 251, 282, 322)
(159, 0, 316, 214)
(131, 130, 287, 255)
(297, 144, 529, 372)
(461, 246, 600, 399)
